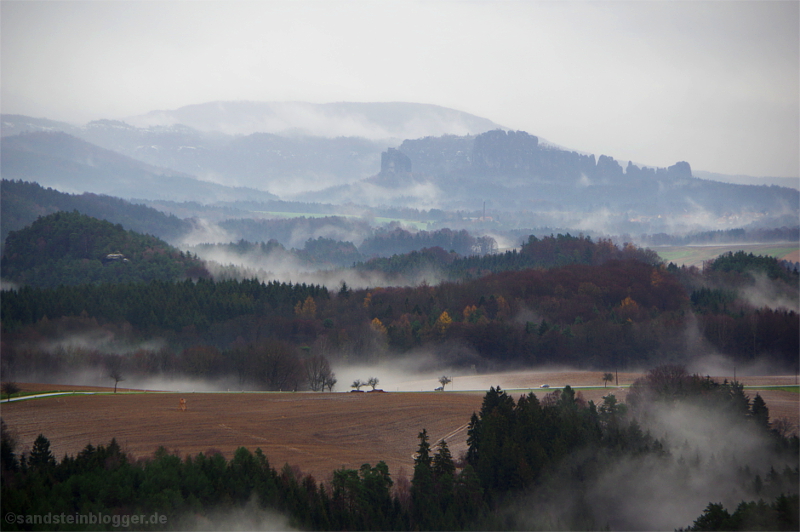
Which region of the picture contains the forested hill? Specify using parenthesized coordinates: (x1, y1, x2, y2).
(356, 233, 663, 280)
(1, 180, 192, 244)
(1, 211, 209, 287)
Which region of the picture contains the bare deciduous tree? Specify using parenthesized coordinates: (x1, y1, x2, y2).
(438, 376, 452, 390)
(324, 374, 337, 392)
(304, 354, 332, 392)
(367, 377, 379, 391)
(109, 369, 124, 393)
(107, 355, 125, 393)
(2, 382, 20, 402)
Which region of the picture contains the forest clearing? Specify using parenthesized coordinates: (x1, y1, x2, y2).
(3, 372, 797, 484)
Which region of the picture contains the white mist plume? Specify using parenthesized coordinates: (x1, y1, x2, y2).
(11, 356, 243, 393)
(739, 271, 800, 312)
(177, 496, 296, 531)
(180, 218, 236, 247)
(37, 332, 166, 358)
(509, 398, 792, 531)
(687, 352, 794, 378)
(329, 347, 483, 392)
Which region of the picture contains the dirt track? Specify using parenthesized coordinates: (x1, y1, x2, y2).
(2, 373, 796, 483)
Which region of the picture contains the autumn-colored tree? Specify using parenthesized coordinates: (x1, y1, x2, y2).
(370, 317, 387, 335)
(294, 296, 317, 318)
(434, 311, 453, 335)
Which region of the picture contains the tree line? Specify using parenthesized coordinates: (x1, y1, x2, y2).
(3, 236, 798, 385)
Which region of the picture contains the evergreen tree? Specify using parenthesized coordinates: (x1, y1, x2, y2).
(432, 439, 455, 479)
(751, 393, 770, 430)
(28, 434, 56, 470)
(411, 429, 441, 529)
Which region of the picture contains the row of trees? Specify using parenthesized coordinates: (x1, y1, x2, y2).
(350, 377, 380, 391)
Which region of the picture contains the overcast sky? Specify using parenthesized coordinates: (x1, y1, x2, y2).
(2, 0, 798, 177)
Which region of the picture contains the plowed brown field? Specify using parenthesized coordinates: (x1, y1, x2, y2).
(2, 373, 796, 483)
(2, 390, 485, 482)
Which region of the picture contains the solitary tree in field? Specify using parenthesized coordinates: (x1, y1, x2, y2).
(2, 382, 20, 402)
(351, 379, 364, 391)
(603, 373, 614, 388)
(367, 377, 380, 391)
(110, 369, 124, 393)
(439, 376, 452, 390)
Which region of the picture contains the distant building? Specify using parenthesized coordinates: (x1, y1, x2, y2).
(102, 253, 129, 265)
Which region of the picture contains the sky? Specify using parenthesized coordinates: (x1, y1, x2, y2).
(2, 0, 798, 178)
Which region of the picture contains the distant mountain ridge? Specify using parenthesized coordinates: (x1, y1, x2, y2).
(298, 130, 799, 227)
(123, 101, 505, 139)
(2, 108, 794, 195)
(2, 104, 797, 233)
(0, 131, 280, 203)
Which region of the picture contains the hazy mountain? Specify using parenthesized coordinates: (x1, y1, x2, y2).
(3, 109, 796, 226)
(75, 120, 387, 195)
(298, 130, 799, 234)
(2, 115, 389, 195)
(0, 131, 279, 203)
(124, 101, 504, 139)
(0, 114, 82, 137)
(693, 170, 800, 191)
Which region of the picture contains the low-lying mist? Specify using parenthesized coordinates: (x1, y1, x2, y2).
(505, 397, 796, 531)
(196, 248, 445, 290)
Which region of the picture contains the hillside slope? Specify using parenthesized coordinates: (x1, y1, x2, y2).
(0, 131, 280, 203)
(0, 180, 192, 244)
(1, 211, 209, 287)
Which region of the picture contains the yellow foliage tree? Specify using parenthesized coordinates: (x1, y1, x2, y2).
(434, 310, 453, 334)
(370, 317, 387, 335)
(294, 296, 317, 318)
